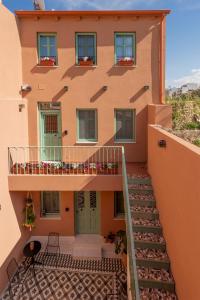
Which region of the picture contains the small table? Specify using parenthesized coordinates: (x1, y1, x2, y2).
(23, 241, 42, 270)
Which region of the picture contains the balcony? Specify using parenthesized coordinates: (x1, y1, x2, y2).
(8, 146, 123, 191)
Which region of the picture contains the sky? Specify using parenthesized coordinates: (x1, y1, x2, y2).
(3, 0, 200, 88)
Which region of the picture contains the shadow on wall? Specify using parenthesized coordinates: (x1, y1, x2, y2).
(52, 88, 68, 102)
(151, 21, 161, 104)
(129, 87, 148, 103)
(107, 65, 135, 76)
(73, 104, 148, 163)
(90, 87, 107, 102)
(31, 65, 58, 74)
(62, 65, 96, 80)
(0, 192, 31, 292)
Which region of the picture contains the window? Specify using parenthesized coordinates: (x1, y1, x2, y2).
(77, 110, 97, 142)
(38, 33, 57, 65)
(77, 109, 97, 142)
(76, 33, 97, 65)
(115, 109, 135, 142)
(40, 192, 60, 218)
(115, 33, 136, 65)
(114, 192, 125, 218)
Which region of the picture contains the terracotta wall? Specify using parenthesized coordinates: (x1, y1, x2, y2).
(0, 4, 22, 100)
(148, 104, 172, 128)
(0, 4, 29, 293)
(148, 125, 200, 300)
(101, 191, 125, 236)
(18, 14, 165, 162)
(30, 191, 124, 236)
(33, 191, 75, 236)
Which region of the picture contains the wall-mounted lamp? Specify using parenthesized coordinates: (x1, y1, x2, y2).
(63, 130, 68, 135)
(103, 85, 108, 91)
(19, 104, 25, 112)
(64, 86, 69, 92)
(144, 85, 150, 91)
(21, 84, 32, 92)
(158, 140, 167, 148)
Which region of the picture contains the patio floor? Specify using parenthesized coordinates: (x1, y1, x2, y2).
(1, 253, 127, 300)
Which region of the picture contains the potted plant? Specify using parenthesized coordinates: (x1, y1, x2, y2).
(115, 230, 127, 268)
(79, 56, 94, 66)
(118, 57, 134, 66)
(23, 193, 36, 231)
(39, 56, 56, 66)
(104, 232, 116, 243)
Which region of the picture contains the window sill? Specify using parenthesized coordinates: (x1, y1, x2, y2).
(40, 216, 61, 220)
(76, 141, 98, 144)
(114, 140, 136, 144)
(114, 64, 137, 68)
(75, 65, 97, 68)
(36, 65, 59, 68)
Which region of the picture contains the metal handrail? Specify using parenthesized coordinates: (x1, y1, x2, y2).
(121, 146, 140, 300)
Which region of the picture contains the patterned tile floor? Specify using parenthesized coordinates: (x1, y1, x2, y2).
(1, 253, 127, 300)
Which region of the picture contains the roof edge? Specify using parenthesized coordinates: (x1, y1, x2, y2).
(15, 10, 171, 17)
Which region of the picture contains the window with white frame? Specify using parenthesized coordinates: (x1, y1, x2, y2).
(115, 109, 135, 142)
(40, 192, 60, 218)
(77, 109, 97, 142)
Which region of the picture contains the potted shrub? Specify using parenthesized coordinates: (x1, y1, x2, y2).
(104, 232, 115, 243)
(115, 230, 127, 268)
(89, 163, 96, 174)
(39, 57, 56, 66)
(79, 56, 94, 66)
(118, 57, 134, 66)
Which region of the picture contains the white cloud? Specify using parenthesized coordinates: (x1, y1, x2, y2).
(172, 69, 200, 87)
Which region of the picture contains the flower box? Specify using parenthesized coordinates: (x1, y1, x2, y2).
(39, 58, 56, 66)
(79, 59, 94, 66)
(117, 59, 134, 66)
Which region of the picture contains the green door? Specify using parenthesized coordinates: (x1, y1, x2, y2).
(40, 111, 62, 161)
(75, 192, 100, 234)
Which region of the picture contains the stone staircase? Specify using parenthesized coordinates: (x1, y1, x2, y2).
(128, 176, 177, 299)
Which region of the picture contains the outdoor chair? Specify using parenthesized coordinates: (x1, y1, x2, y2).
(44, 232, 60, 266)
(6, 257, 29, 299)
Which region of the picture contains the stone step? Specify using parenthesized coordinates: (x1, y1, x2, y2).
(130, 199, 156, 208)
(132, 211, 159, 220)
(128, 185, 153, 192)
(133, 225, 163, 234)
(138, 279, 175, 293)
(135, 240, 166, 251)
(128, 177, 151, 185)
(139, 288, 177, 299)
(136, 258, 170, 271)
(129, 189, 154, 195)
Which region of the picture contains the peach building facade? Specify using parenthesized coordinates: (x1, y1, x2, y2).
(0, 4, 174, 298)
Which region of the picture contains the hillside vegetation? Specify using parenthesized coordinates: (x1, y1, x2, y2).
(166, 95, 200, 147)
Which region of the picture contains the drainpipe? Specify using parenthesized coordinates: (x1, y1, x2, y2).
(160, 15, 165, 104)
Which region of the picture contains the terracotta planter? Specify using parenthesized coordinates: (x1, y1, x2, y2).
(39, 59, 55, 66)
(118, 60, 134, 66)
(54, 168, 63, 175)
(79, 60, 93, 66)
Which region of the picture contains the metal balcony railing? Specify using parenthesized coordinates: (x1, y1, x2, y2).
(8, 146, 122, 175)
